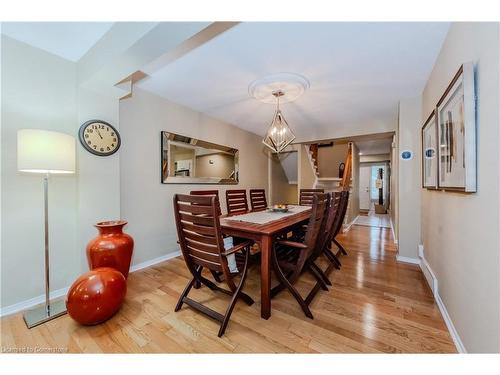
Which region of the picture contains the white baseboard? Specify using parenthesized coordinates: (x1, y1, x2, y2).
(434, 292, 467, 353)
(129, 250, 181, 273)
(0, 286, 70, 318)
(343, 215, 359, 233)
(418, 250, 466, 353)
(389, 217, 398, 245)
(420, 256, 438, 295)
(418, 244, 424, 258)
(0, 250, 182, 318)
(396, 255, 421, 265)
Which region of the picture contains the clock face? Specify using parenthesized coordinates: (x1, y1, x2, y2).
(79, 120, 121, 156)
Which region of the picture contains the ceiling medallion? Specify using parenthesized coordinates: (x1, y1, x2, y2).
(248, 72, 310, 104)
(249, 73, 309, 153)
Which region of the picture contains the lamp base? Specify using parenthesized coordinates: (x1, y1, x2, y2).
(23, 299, 67, 329)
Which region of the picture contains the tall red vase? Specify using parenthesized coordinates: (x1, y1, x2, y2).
(86, 220, 134, 279)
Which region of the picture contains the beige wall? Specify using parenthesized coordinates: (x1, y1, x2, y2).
(119, 88, 269, 265)
(346, 143, 360, 226)
(397, 96, 422, 259)
(270, 153, 298, 205)
(317, 143, 348, 178)
(420, 22, 500, 352)
(195, 153, 234, 179)
(390, 133, 398, 242)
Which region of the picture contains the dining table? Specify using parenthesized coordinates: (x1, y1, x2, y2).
(220, 205, 312, 319)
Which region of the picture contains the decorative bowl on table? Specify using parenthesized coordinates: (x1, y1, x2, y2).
(270, 204, 289, 213)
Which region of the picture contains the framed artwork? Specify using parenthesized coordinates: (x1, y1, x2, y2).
(436, 62, 476, 192)
(421, 110, 438, 189)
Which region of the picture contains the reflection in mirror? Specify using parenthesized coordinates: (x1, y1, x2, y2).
(161, 132, 239, 184)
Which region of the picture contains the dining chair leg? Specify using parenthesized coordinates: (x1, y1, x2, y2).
(324, 247, 342, 268)
(210, 270, 223, 282)
(270, 270, 293, 298)
(307, 266, 329, 291)
(309, 262, 332, 287)
(333, 238, 348, 255)
(175, 265, 202, 311)
(304, 261, 337, 307)
(218, 249, 252, 337)
(271, 248, 313, 319)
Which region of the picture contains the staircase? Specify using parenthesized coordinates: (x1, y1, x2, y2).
(306, 142, 354, 232)
(340, 142, 353, 191)
(308, 143, 319, 177)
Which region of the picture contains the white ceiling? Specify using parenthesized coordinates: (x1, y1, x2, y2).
(1, 22, 114, 62)
(138, 22, 449, 141)
(356, 138, 393, 155)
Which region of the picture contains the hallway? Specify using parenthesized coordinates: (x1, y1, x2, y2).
(354, 209, 392, 229)
(1, 225, 456, 353)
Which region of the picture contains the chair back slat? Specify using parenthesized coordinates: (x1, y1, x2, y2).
(249, 189, 267, 211)
(226, 189, 249, 215)
(299, 189, 324, 206)
(174, 194, 226, 273)
(190, 190, 222, 215)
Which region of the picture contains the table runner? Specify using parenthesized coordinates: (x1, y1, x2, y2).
(222, 205, 311, 225)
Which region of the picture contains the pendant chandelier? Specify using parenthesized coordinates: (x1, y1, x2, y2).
(262, 90, 296, 153)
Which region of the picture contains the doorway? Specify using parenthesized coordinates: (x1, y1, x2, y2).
(356, 162, 391, 228)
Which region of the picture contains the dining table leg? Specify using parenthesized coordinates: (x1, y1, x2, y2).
(260, 234, 272, 319)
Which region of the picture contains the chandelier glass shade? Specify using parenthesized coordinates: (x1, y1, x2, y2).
(262, 91, 296, 153)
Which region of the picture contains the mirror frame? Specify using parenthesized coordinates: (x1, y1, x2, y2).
(161, 131, 239, 184)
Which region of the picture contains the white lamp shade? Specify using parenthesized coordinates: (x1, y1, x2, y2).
(17, 129, 76, 174)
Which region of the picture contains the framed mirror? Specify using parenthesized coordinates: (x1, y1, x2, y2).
(161, 131, 239, 184)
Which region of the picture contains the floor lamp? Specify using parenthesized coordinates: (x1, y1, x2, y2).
(17, 129, 76, 328)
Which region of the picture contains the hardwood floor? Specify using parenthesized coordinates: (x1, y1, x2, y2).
(0, 225, 456, 353)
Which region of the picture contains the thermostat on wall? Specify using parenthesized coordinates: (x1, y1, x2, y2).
(400, 150, 413, 160)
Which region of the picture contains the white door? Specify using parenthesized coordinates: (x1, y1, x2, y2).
(359, 165, 371, 210)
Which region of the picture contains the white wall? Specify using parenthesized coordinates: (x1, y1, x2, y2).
(360, 153, 391, 163)
(76, 88, 121, 272)
(421, 22, 500, 352)
(397, 96, 422, 259)
(119, 88, 269, 265)
(1, 36, 79, 307)
(1, 36, 123, 311)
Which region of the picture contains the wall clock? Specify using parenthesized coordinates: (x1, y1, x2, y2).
(79, 120, 121, 156)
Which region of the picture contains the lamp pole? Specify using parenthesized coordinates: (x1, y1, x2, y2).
(23, 173, 67, 328)
(43, 173, 50, 315)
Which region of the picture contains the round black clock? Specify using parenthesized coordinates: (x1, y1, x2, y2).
(79, 120, 121, 156)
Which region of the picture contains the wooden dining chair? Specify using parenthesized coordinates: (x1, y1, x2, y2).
(302, 193, 343, 306)
(249, 189, 268, 211)
(173, 194, 254, 337)
(299, 189, 324, 206)
(271, 193, 328, 319)
(331, 191, 350, 256)
(226, 189, 249, 215)
(190, 190, 221, 215)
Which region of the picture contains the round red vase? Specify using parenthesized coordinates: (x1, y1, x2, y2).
(66, 267, 127, 325)
(86, 220, 134, 279)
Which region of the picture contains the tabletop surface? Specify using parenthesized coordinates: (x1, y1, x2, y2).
(220, 206, 311, 236)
